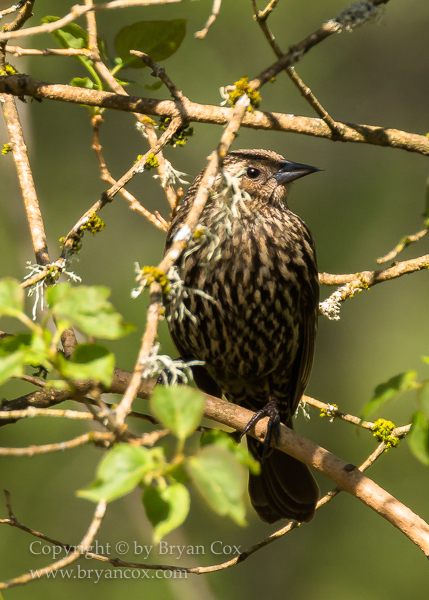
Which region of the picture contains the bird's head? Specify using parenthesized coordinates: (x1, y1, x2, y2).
(220, 149, 322, 209)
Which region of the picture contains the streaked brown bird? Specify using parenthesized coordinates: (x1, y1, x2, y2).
(164, 149, 321, 524)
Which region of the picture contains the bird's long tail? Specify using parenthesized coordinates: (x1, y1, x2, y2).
(246, 428, 319, 524)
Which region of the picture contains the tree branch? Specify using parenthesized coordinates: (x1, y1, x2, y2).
(1, 75, 428, 155)
(319, 254, 429, 318)
(1, 368, 428, 557)
(0, 93, 49, 265)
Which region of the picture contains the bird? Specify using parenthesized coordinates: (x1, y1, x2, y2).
(164, 148, 321, 524)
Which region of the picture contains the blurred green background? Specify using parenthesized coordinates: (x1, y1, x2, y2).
(1, 0, 429, 598)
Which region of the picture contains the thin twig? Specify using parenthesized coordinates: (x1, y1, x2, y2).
(303, 395, 411, 439)
(6, 45, 92, 57)
(303, 395, 375, 430)
(251, 1, 341, 135)
(194, 0, 222, 39)
(249, 0, 392, 89)
(0, 1, 27, 20)
(28, 116, 180, 272)
(12, 374, 47, 388)
(0, 407, 99, 420)
(130, 50, 186, 102)
(0, 1, 184, 42)
(0, 93, 49, 265)
(285, 67, 341, 135)
(0, 500, 106, 590)
(114, 300, 164, 427)
(0, 431, 113, 456)
(377, 227, 428, 263)
(91, 114, 168, 231)
(1, 489, 77, 552)
(84, 0, 98, 50)
(257, 0, 280, 22)
(318, 254, 429, 318)
(91, 18, 179, 209)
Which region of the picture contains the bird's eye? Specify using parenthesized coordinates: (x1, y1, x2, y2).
(246, 167, 261, 179)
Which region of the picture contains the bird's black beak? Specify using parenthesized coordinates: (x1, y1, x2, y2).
(273, 161, 323, 185)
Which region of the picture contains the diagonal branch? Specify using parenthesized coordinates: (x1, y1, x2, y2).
(1, 367, 428, 557)
(0, 499, 106, 590)
(203, 393, 429, 558)
(0, 93, 50, 265)
(249, 0, 391, 89)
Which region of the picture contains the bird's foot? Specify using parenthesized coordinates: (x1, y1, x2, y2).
(240, 399, 281, 459)
(156, 357, 184, 386)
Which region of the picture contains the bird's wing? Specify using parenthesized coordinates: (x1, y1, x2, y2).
(285, 281, 319, 423)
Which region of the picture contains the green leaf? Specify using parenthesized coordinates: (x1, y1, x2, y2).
(143, 482, 190, 543)
(41, 16, 102, 84)
(47, 379, 69, 390)
(200, 429, 260, 475)
(418, 380, 429, 418)
(70, 77, 95, 89)
(167, 462, 190, 485)
(78, 444, 157, 502)
(0, 333, 50, 385)
(0, 278, 24, 317)
(57, 343, 114, 386)
(362, 371, 418, 420)
(408, 411, 429, 466)
(0, 345, 26, 383)
(150, 385, 205, 441)
(144, 81, 163, 91)
(115, 20, 187, 69)
(187, 445, 247, 526)
(41, 16, 88, 49)
(46, 283, 134, 339)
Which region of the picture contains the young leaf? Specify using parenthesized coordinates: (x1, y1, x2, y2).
(41, 16, 89, 49)
(362, 371, 418, 420)
(78, 444, 157, 503)
(408, 411, 429, 467)
(70, 77, 95, 89)
(47, 283, 134, 339)
(143, 482, 190, 543)
(187, 445, 247, 526)
(0, 345, 26, 384)
(115, 20, 186, 69)
(0, 278, 24, 318)
(418, 380, 429, 418)
(150, 385, 205, 441)
(200, 429, 260, 475)
(144, 81, 163, 91)
(0, 333, 50, 384)
(57, 343, 114, 386)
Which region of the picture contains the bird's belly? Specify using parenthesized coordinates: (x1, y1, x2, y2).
(167, 264, 301, 390)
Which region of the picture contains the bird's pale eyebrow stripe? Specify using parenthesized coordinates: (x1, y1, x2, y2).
(227, 151, 273, 163)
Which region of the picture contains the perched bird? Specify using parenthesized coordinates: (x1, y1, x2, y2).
(164, 149, 321, 524)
